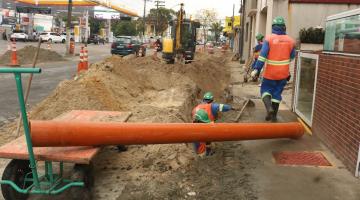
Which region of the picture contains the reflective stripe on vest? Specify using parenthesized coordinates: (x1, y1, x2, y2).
(263, 34, 294, 80)
(192, 103, 215, 122)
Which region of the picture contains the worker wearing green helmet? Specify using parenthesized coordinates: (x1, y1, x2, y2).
(191, 92, 239, 156)
(251, 16, 296, 122)
(192, 91, 235, 123)
(251, 33, 265, 79)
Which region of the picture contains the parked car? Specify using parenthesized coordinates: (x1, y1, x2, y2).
(60, 32, 74, 42)
(10, 32, 28, 41)
(87, 34, 105, 44)
(39, 32, 64, 43)
(111, 36, 146, 56)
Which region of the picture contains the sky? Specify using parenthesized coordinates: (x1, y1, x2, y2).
(118, 0, 241, 20)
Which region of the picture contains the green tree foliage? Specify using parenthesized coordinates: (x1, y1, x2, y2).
(299, 27, 325, 44)
(89, 17, 105, 34)
(112, 20, 139, 36)
(210, 22, 223, 42)
(146, 7, 176, 35)
(195, 9, 218, 44)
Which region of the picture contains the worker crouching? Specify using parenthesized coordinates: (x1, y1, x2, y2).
(191, 92, 237, 156)
(251, 16, 295, 122)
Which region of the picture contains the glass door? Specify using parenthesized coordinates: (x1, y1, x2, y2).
(294, 52, 319, 126)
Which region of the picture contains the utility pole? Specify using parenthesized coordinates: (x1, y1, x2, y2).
(143, 0, 147, 36)
(154, 0, 165, 36)
(239, 0, 246, 61)
(232, 3, 235, 50)
(66, 0, 73, 55)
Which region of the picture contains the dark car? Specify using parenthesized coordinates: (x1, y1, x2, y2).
(111, 36, 146, 56)
(87, 34, 105, 44)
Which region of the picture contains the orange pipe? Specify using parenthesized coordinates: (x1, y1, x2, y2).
(30, 120, 304, 147)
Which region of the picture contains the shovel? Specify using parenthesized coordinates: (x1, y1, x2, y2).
(233, 99, 255, 122)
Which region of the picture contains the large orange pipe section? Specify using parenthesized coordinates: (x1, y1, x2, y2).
(30, 121, 304, 147)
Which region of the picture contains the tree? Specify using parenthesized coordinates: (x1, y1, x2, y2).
(89, 17, 105, 35)
(112, 20, 139, 36)
(196, 9, 218, 45)
(210, 22, 223, 43)
(146, 7, 176, 36)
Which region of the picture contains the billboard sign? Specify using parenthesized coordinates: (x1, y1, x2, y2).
(94, 6, 120, 19)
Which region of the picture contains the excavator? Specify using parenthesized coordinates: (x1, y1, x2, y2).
(162, 3, 200, 64)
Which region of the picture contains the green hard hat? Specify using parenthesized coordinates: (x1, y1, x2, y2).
(203, 92, 214, 101)
(256, 33, 264, 41)
(272, 16, 286, 26)
(194, 109, 211, 123)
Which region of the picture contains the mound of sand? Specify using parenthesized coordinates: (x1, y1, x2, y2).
(0, 45, 65, 65)
(29, 52, 230, 122)
(1, 52, 258, 200)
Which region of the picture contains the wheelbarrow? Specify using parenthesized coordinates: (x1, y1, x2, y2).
(0, 67, 131, 199)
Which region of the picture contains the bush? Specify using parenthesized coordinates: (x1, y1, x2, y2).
(299, 27, 325, 44)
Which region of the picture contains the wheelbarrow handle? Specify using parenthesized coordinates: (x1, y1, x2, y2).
(0, 67, 41, 74)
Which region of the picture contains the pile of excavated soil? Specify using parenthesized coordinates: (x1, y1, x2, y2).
(1, 51, 258, 200)
(0, 46, 65, 65)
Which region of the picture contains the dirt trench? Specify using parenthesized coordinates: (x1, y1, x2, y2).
(0, 52, 258, 200)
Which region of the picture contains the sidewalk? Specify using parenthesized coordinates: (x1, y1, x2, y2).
(229, 61, 360, 200)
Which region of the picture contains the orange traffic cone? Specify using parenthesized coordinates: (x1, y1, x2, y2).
(10, 39, 19, 66)
(47, 41, 51, 50)
(83, 46, 88, 70)
(77, 46, 84, 74)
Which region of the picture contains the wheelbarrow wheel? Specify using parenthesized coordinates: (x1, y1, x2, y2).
(1, 159, 32, 200)
(70, 164, 94, 200)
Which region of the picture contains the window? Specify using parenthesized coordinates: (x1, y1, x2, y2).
(324, 10, 360, 54)
(294, 53, 318, 126)
(115, 37, 131, 43)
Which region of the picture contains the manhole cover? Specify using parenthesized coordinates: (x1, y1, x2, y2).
(273, 151, 332, 166)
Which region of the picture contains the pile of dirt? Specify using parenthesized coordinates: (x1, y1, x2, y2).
(1, 51, 258, 199)
(0, 45, 65, 65)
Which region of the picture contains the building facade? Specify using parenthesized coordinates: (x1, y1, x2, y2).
(292, 8, 360, 175)
(241, 0, 360, 61)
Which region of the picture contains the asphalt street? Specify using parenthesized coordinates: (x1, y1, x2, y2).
(0, 41, 112, 125)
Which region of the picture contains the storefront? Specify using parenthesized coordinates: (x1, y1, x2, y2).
(293, 8, 360, 176)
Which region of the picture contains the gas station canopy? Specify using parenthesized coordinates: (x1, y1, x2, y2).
(15, 0, 138, 17)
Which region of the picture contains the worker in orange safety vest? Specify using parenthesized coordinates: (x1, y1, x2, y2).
(251, 16, 296, 122)
(191, 92, 237, 156)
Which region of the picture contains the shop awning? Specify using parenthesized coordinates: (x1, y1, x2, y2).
(15, 0, 138, 17)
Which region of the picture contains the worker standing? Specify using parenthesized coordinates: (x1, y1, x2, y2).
(251, 16, 295, 122)
(191, 92, 236, 156)
(252, 33, 264, 71)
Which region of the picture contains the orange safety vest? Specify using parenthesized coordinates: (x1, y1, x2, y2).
(192, 103, 215, 122)
(261, 34, 295, 80)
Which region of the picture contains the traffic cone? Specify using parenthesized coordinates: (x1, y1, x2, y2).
(10, 39, 19, 66)
(83, 46, 88, 70)
(47, 41, 51, 50)
(77, 46, 84, 74)
(138, 47, 143, 57)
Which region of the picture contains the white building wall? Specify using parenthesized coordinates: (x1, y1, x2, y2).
(288, 3, 360, 40)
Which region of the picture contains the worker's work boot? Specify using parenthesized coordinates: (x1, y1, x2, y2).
(262, 95, 274, 121)
(271, 102, 280, 122)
